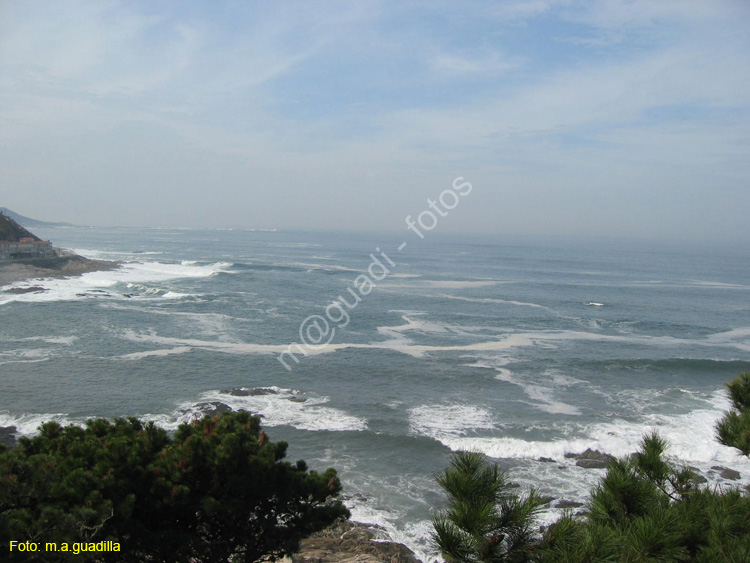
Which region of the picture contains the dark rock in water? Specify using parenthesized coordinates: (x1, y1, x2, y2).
(0, 426, 18, 449)
(555, 500, 584, 509)
(342, 492, 369, 503)
(5, 286, 47, 294)
(689, 471, 708, 484)
(221, 388, 251, 396)
(567, 448, 614, 469)
(576, 459, 610, 469)
(507, 482, 521, 488)
(718, 467, 741, 481)
(288, 396, 306, 403)
(294, 520, 421, 563)
(76, 291, 110, 298)
(250, 387, 278, 396)
(539, 496, 555, 506)
(566, 448, 614, 461)
(194, 402, 233, 417)
(538, 457, 555, 463)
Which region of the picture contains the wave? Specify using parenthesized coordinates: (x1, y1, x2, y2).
(409, 404, 497, 440)
(411, 389, 750, 478)
(0, 260, 231, 305)
(144, 387, 367, 433)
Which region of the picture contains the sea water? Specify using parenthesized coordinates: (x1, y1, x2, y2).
(1, 227, 749, 560)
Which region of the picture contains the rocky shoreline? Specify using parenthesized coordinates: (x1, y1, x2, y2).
(290, 520, 421, 563)
(2, 397, 746, 562)
(0, 252, 119, 287)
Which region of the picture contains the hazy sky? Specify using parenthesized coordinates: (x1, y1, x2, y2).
(1, 1, 749, 241)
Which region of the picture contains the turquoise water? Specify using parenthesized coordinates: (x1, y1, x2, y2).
(1, 227, 749, 559)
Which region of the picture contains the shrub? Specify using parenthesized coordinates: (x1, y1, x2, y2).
(0, 412, 348, 562)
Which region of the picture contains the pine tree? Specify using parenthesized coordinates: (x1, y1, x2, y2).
(0, 412, 348, 562)
(537, 432, 750, 562)
(716, 371, 750, 456)
(432, 450, 545, 563)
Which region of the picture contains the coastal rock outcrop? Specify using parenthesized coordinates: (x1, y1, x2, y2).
(292, 520, 421, 563)
(565, 449, 615, 469)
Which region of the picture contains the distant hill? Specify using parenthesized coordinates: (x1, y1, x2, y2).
(0, 208, 74, 228)
(0, 212, 43, 242)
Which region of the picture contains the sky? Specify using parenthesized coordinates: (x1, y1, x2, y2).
(1, 0, 749, 241)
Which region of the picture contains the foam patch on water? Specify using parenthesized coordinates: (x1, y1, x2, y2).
(437, 293, 550, 309)
(409, 404, 497, 440)
(119, 347, 193, 360)
(116, 322, 750, 368)
(463, 359, 582, 415)
(0, 348, 52, 365)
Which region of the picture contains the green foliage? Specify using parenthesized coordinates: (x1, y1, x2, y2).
(432, 450, 545, 562)
(433, 430, 749, 563)
(716, 372, 750, 456)
(0, 412, 348, 562)
(537, 433, 750, 562)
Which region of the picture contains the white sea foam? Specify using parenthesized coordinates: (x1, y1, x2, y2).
(119, 347, 193, 360)
(409, 404, 497, 440)
(437, 293, 549, 309)
(0, 411, 79, 435)
(689, 280, 750, 289)
(293, 262, 363, 274)
(416, 389, 750, 489)
(144, 387, 367, 433)
(0, 348, 52, 365)
(347, 501, 436, 563)
(1, 386, 366, 437)
(206, 388, 367, 432)
(117, 322, 750, 367)
(13, 335, 78, 345)
(0, 260, 231, 305)
(466, 359, 583, 415)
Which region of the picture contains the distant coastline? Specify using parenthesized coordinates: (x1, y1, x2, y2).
(0, 209, 119, 287)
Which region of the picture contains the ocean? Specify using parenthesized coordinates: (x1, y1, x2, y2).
(1, 227, 749, 560)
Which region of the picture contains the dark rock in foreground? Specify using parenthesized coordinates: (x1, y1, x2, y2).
(292, 520, 421, 563)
